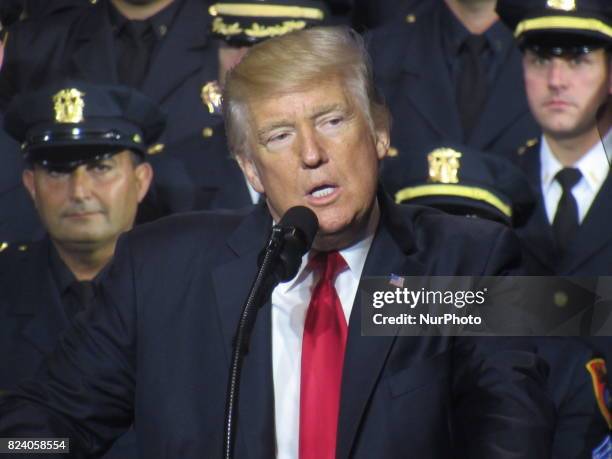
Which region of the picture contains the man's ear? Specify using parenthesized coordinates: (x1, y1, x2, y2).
(134, 162, 154, 203)
(374, 128, 390, 160)
(22, 169, 37, 204)
(236, 154, 265, 194)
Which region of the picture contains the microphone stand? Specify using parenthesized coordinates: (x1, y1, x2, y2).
(223, 226, 285, 459)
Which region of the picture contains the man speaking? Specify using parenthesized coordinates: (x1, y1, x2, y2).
(0, 27, 553, 458)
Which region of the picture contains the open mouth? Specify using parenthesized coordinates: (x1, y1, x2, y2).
(310, 185, 336, 198)
(306, 184, 340, 204)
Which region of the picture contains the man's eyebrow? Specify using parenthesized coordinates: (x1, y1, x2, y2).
(310, 104, 345, 120)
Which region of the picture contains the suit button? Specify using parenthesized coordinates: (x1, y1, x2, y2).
(202, 127, 214, 138)
(553, 291, 568, 307)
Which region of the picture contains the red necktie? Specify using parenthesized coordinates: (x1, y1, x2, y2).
(299, 251, 348, 459)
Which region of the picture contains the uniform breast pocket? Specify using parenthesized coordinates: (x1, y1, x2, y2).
(387, 351, 452, 399)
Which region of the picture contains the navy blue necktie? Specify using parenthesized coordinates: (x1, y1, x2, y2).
(553, 168, 582, 253)
(456, 34, 488, 141)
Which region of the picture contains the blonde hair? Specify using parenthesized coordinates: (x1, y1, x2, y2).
(223, 26, 390, 157)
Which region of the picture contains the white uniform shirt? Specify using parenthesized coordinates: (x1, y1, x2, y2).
(540, 135, 610, 224)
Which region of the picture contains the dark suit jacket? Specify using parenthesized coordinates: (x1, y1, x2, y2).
(516, 142, 612, 276)
(0, 195, 554, 458)
(0, 238, 137, 458)
(515, 141, 612, 385)
(366, 4, 539, 161)
(0, 0, 220, 152)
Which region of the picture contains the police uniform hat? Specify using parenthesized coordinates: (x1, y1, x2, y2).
(497, 0, 612, 50)
(208, 0, 330, 46)
(4, 81, 165, 168)
(385, 144, 535, 227)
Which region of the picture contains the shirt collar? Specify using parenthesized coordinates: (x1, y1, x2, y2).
(281, 201, 380, 293)
(485, 17, 514, 56)
(440, 2, 471, 56)
(108, 3, 129, 34)
(540, 134, 611, 192)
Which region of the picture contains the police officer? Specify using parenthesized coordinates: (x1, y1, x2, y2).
(0, 0, 214, 241)
(367, 0, 540, 170)
(0, 81, 166, 458)
(497, 0, 612, 275)
(172, 0, 330, 210)
(497, 0, 612, 382)
(385, 141, 611, 458)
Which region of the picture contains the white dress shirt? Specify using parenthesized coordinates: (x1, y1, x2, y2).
(540, 135, 610, 224)
(271, 205, 379, 459)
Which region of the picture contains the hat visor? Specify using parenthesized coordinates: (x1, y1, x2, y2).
(403, 195, 512, 226)
(25, 141, 135, 167)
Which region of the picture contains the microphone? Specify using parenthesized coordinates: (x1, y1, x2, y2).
(267, 206, 319, 282)
(224, 206, 318, 459)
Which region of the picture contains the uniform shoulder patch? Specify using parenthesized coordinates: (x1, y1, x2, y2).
(592, 434, 611, 459)
(586, 358, 612, 429)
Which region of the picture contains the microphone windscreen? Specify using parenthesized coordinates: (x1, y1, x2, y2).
(278, 206, 319, 250)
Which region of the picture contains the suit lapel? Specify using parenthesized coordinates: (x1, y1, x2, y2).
(397, 13, 462, 141)
(517, 147, 558, 272)
(211, 204, 275, 459)
(9, 240, 69, 357)
(69, 3, 118, 83)
(141, 0, 216, 104)
(560, 172, 612, 273)
(336, 195, 427, 459)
